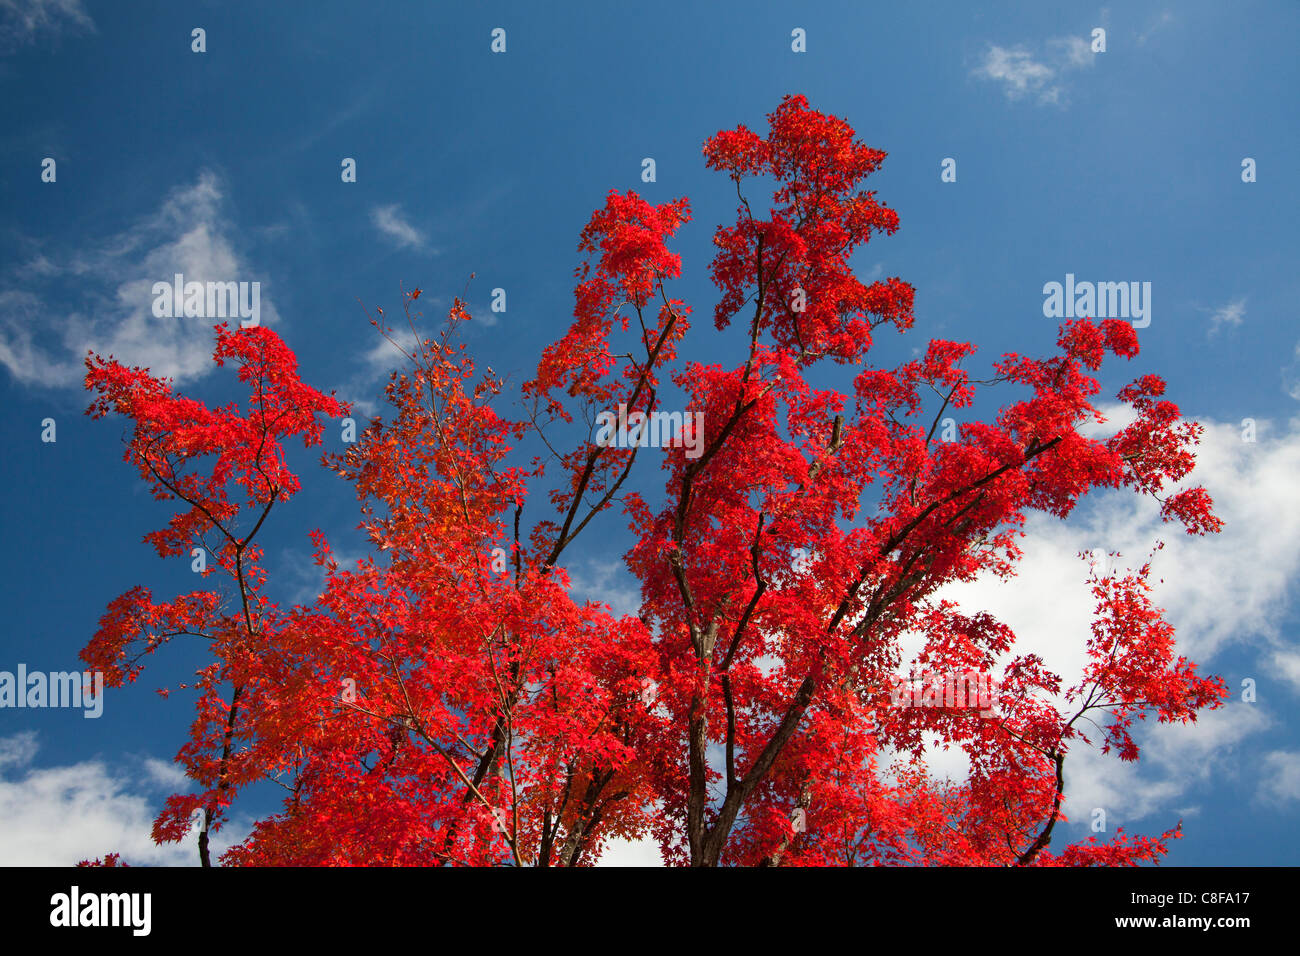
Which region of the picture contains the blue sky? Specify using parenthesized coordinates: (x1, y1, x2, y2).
(1, 0, 1297, 865)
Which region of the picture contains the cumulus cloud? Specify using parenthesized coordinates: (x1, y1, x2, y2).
(0, 170, 280, 389)
(951, 406, 1299, 663)
(925, 408, 1300, 826)
(609, 409, 1300, 860)
(0, 732, 246, 865)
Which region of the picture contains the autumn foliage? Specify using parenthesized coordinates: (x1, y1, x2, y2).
(80, 96, 1225, 867)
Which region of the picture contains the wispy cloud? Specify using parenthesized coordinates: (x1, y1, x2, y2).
(1137, 10, 1174, 46)
(370, 204, 430, 251)
(363, 325, 422, 374)
(1208, 297, 1246, 334)
(0, 170, 280, 388)
(1285, 343, 1300, 401)
(0, 730, 38, 769)
(1050, 35, 1094, 70)
(333, 293, 501, 419)
(277, 545, 368, 607)
(1059, 703, 1268, 824)
(972, 33, 1097, 106)
(0, 0, 93, 48)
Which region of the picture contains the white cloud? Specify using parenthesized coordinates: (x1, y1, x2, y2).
(0, 290, 74, 387)
(565, 558, 641, 618)
(141, 757, 190, 790)
(370, 204, 429, 250)
(588, 410, 1300, 859)
(341, 287, 507, 419)
(955, 407, 1300, 661)
(1284, 343, 1300, 401)
(0, 730, 39, 769)
(595, 836, 665, 867)
(1259, 751, 1300, 804)
(1057, 745, 1187, 827)
(341, 393, 381, 420)
(972, 34, 1097, 105)
(329, 323, 428, 419)
(1141, 702, 1268, 771)
(0, 0, 92, 47)
(278, 546, 367, 606)
(973, 46, 1059, 103)
(333, 291, 504, 423)
(1049, 35, 1095, 70)
(0, 732, 243, 866)
(0, 171, 280, 389)
(1269, 648, 1300, 696)
(363, 325, 422, 374)
(470, 297, 499, 328)
(1060, 703, 1270, 825)
(928, 409, 1300, 826)
(1208, 297, 1246, 334)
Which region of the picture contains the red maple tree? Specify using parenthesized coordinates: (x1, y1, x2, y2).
(80, 95, 1225, 867)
